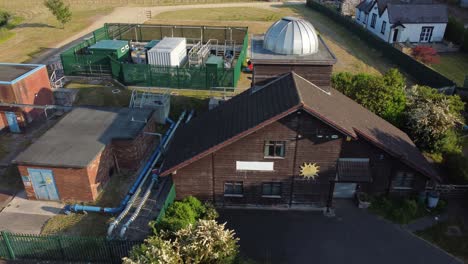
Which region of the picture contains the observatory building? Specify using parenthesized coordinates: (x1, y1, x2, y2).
(251, 17, 336, 89)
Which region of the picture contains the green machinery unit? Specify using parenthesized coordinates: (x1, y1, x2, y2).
(89, 40, 130, 62)
(205, 55, 224, 87)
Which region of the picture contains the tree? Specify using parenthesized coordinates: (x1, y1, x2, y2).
(44, 0, 72, 28)
(405, 85, 464, 152)
(124, 220, 239, 264)
(0, 10, 11, 27)
(331, 69, 407, 125)
(411, 46, 440, 64)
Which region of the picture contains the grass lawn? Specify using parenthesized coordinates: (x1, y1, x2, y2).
(415, 220, 468, 263)
(0, 16, 24, 45)
(0, 2, 115, 62)
(154, 7, 291, 22)
(66, 81, 131, 107)
(431, 53, 468, 87)
(41, 169, 137, 236)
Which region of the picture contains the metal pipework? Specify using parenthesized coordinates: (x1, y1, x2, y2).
(118, 110, 193, 238)
(107, 112, 186, 237)
(63, 112, 185, 215)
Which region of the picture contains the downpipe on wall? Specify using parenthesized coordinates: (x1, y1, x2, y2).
(63, 111, 186, 215)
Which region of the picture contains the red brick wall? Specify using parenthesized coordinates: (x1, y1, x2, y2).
(86, 145, 115, 200)
(17, 165, 94, 202)
(13, 67, 54, 122)
(113, 120, 157, 170)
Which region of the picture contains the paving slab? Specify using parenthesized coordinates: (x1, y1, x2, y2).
(0, 191, 63, 234)
(2, 191, 63, 216)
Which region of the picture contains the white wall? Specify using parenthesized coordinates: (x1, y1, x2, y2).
(396, 23, 447, 43)
(366, 7, 391, 42)
(355, 8, 367, 27)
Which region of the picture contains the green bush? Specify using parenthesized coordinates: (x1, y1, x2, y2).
(182, 196, 205, 218)
(462, 30, 468, 52)
(331, 69, 407, 125)
(445, 16, 465, 45)
(156, 196, 219, 233)
(0, 10, 11, 27)
(369, 196, 431, 224)
(158, 202, 197, 233)
(443, 152, 468, 184)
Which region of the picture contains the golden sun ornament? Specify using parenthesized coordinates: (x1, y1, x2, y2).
(300, 163, 320, 179)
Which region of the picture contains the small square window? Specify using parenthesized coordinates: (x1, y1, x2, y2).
(264, 141, 286, 158)
(392, 171, 415, 189)
(262, 182, 282, 197)
(224, 182, 243, 196)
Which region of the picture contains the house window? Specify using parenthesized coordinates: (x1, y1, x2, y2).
(392, 171, 415, 190)
(381, 21, 386, 34)
(264, 141, 286, 158)
(370, 14, 377, 28)
(262, 182, 282, 197)
(420, 27, 434, 42)
(224, 181, 243, 196)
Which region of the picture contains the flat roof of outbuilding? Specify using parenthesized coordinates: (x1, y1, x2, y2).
(89, 40, 129, 51)
(250, 35, 336, 65)
(14, 107, 154, 168)
(0, 63, 45, 84)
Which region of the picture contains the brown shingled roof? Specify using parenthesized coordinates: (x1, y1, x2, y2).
(161, 72, 439, 182)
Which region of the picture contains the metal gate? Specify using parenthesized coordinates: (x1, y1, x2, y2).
(5, 112, 20, 133)
(28, 169, 60, 200)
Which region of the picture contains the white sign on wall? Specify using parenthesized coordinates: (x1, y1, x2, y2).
(236, 161, 274, 171)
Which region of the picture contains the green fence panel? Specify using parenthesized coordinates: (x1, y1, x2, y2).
(155, 184, 176, 224)
(306, 0, 455, 88)
(0, 232, 142, 264)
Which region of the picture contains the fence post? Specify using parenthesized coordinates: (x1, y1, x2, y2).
(1, 231, 16, 260)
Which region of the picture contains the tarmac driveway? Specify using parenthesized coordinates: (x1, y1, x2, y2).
(218, 201, 461, 264)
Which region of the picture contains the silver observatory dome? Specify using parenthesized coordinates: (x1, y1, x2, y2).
(263, 17, 319, 55)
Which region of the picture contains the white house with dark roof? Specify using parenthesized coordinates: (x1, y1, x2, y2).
(355, 0, 448, 43)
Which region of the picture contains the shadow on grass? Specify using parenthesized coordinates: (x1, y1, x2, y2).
(16, 23, 55, 29)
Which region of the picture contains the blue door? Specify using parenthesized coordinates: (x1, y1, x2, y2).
(28, 169, 60, 200)
(5, 112, 20, 133)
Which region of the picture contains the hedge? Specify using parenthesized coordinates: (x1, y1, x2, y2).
(306, 0, 455, 88)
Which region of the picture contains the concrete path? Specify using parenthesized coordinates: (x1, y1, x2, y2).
(0, 191, 63, 234)
(219, 200, 462, 264)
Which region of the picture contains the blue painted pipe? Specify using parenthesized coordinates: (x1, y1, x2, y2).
(64, 116, 178, 214)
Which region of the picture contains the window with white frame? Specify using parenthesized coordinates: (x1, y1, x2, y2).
(262, 182, 282, 197)
(381, 21, 386, 34)
(370, 14, 377, 28)
(224, 181, 243, 196)
(264, 141, 286, 158)
(391, 171, 415, 189)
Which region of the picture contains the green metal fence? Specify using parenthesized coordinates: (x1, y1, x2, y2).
(60, 24, 249, 90)
(155, 183, 177, 224)
(0, 231, 141, 263)
(306, 0, 455, 88)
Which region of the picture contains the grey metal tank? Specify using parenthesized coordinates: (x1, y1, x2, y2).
(263, 16, 319, 55)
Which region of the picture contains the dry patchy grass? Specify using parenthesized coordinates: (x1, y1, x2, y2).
(66, 81, 131, 107)
(41, 169, 137, 236)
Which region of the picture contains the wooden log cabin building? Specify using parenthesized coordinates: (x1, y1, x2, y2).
(159, 17, 439, 209)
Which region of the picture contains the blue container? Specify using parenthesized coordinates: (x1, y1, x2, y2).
(427, 191, 440, 208)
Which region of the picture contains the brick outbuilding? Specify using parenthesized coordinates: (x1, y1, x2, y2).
(0, 63, 54, 132)
(13, 107, 156, 202)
